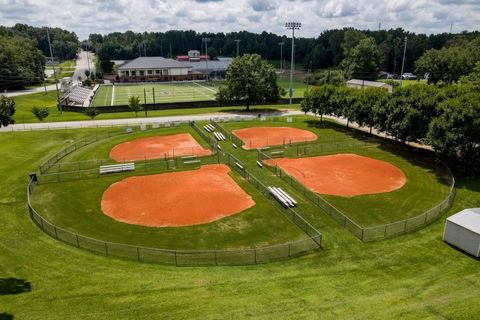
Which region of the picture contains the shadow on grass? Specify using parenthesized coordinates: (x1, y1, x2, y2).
(217, 107, 290, 115)
(0, 313, 14, 320)
(0, 278, 31, 295)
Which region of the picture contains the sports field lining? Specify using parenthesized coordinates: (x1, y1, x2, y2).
(91, 82, 218, 107)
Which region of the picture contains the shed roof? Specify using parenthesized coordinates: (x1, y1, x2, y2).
(447, 208, 480, 235)
(119, 57, 190, 69)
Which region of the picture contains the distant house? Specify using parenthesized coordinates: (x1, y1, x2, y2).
(443, 208, 480, 258)
(346, 79, 393, 93)
(117, 57, 203, 82)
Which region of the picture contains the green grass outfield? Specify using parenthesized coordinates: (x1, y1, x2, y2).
(11, 91, 299, 124)
(91, 82, 218, 107)
(209, 117, 451, 227)
(31, 125, 307, 249)
(0, 121, 479, 319)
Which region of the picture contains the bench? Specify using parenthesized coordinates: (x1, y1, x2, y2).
(271, 151, 284, 155)
(181, 155, 197, 160)
(268, 186, 294, 208)
(183, 160, 201, 165)
(256, 161, 263, 168)
(232, 143, 238, 149)
(204, 125, 213, 132)
(235, 162, 244, 170)
(273, 187, 297, 206)
(99, 163, 135, 175)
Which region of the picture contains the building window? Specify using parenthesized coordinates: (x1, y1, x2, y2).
(155, 70, 160, 75)
(140, 70, 145, 76)
(148, 70, 153, 75)
(131, 71, 136, 76)
(125, 71, 130, 76)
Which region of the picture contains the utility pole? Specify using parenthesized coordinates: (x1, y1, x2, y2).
(234, 39, 241, 57)
(285, 22, 301, 105)
(47, 28, 62, 113)
(278, 42, 284, 73)
(144, 88, 148, 117)
(450, 22, 453, 34)
(202, 38, 211, 81)
(400, 36, 408, 87)
(169, 43, 172, 59)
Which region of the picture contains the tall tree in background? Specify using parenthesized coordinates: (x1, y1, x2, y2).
(216, 54, 282, 111)
(342, 37, 381, 80)
(301, 85, 337, 121)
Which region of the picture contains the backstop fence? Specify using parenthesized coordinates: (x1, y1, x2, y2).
(257, 148, 456, 242)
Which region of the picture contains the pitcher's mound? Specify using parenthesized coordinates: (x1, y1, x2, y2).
(232, 127, 317, 150)
(101, 164, 255, 227)
(110, 133, 211, 162)
(264, 154, 406, 197)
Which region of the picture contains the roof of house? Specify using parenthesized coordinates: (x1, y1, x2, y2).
(447, 208, 480, 235)
(119, 57, 191, 69)
(346, 79, 392, 88)
(185, 58, 233, 72)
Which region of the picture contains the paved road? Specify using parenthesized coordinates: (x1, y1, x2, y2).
(2, 50, 95, 97)
(0, 109, 431, 150)
(72, 51, 95, 83)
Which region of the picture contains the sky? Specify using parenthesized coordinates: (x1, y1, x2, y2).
(1, 0, 479, 40)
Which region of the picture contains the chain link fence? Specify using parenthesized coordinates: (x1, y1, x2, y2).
(258, 148, 455, 242)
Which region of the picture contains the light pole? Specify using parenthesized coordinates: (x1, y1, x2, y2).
(400, 36, 407, 87)
(285, 22, 301, 105)
(46, 28, 62, 113)
(278, 42, 284, 73)
(234, 39, 241, 57)
(202, 37, 211, 81)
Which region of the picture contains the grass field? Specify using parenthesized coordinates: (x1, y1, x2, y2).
(91, 82, 218, 107)
(11, 91, 299, 124)
(0, 118, 479, 319)
(214, 117, 450, 227)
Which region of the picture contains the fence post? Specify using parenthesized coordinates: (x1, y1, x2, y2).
(214, 251, 218, 266)
(105, 242, 108, 256)
(254, 249, 257, 264)
(54, 226, 58, 239)
(174, 251, 178, 266)
(137, 247, 140, 261)
(404, 220, 408, 232)
(361, 228, 364, 241)
(288, 243, 291, 257)
(75, 234, 80, 248)
(384, 225, 388, 238)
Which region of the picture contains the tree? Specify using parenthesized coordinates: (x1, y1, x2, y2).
(428, 91, 480, 173)
(352, 88, 388, 134)
(216, 54, 282, 111)
(31, 107, 50, 122)
(84, 107, 100, 119)
(305, 70, 345, 86)
(342, 37, 381, 80)
(128, 96, 142, 116)
(0, 95, 16, 127)
(301, 85, 337, 122)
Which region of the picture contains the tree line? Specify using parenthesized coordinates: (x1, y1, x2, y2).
(0, 24, 80, 89)
(88, 28, 479, 75)
(301, 65, 480, 174)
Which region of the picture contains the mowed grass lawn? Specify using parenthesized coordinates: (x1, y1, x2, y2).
(11, 91, 298, 124)
(91, 82, 218, 107)
(0, 127, 479, 319)
(217, 117, 451, 226)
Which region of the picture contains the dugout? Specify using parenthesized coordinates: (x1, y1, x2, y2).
(443, 208, 480, 258)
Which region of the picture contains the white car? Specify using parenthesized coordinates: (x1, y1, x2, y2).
(402, 73, 417, 80)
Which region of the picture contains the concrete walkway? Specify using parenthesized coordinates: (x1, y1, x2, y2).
(0, 109, 432, 150)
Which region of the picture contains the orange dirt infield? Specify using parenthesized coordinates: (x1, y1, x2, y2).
(109, 133, 211, 162)
(264, 153, 407, 197)
(232, 127, 318, 150)
(101, 164, 255, 227)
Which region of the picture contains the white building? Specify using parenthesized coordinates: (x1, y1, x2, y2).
(443, 208, 480, 258)
(117, 57, 202, 82)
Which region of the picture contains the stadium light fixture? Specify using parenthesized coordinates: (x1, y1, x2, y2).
(285, 22, 301, 105)
(400, 36, 408, 87)
(278, 42, 284, 73)
(234, 39, 241, 57)
(202, 38, 211, 81)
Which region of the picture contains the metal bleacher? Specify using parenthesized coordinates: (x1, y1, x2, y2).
(65, 86, 93, 105)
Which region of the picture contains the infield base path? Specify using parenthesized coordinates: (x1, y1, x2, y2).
(109, 133, 211, 162)
(101, 164, 255, 227)
(264, 153, 406, 197)
(232, 127, 317, 150)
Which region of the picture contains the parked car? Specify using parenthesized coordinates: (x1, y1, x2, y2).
(402, 73, 417, 80)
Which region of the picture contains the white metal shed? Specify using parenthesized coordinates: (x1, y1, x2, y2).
(443, 208, 480, 258)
